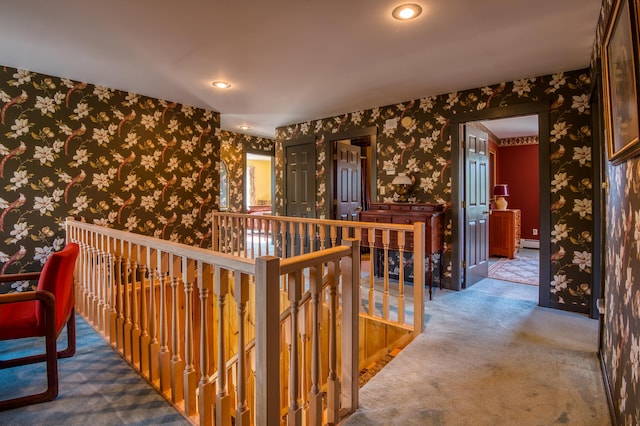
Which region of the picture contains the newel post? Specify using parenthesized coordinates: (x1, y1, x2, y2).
(255, 256, 281, 426)
(413, 222, 425, 333)
(341, 238, 360, 415)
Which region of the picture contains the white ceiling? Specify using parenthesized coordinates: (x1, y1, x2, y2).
(0, 0, 602, 138)
(481, 115, 539, 139)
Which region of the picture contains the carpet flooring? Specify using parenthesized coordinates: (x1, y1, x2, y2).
(1, 277, 610, 425)
(488, 251, 539, 286)
(0, 316, 190, 426)
(343, 278, 611, 425)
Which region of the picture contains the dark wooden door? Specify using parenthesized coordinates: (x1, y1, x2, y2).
(285, 142, 315, 218)
(285, 141, 316, 255)
(464, 125, 489, 287)
(335, 142, 362, 221)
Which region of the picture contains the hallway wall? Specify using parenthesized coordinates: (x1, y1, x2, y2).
(592, 0, 640, 423)
(275, 69, 594, 313)
(0, 65, 219, 292)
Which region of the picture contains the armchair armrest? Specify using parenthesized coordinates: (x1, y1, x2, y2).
(0, 290, 54, 307)
(0, 272, 41, 283)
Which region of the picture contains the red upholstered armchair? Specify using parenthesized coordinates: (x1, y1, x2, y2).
(0, 242, 79, 411)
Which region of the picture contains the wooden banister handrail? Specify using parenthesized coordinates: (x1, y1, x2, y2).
(279, 245, 351, 274)
(68, 219, 255, 274)
(216, 211, 415, 233)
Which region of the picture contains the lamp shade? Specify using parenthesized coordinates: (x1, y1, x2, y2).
(493, 184, 509, 197)
(392, 173, 412, 185)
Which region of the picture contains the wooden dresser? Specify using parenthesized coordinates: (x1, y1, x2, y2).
(489, 209, 521, 259)
(359, 203, 445, 298)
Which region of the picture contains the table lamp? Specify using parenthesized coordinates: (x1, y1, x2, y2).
(392, 173, 413, 202)
(493, 184, 509, 210)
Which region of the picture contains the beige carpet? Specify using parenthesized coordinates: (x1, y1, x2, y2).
(343, 278, 611, 426)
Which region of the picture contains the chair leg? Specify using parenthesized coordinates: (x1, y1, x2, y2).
(57, 309, 76, 359)
(0, 296, 59, 411)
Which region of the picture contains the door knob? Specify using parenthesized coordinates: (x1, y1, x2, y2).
(356, 206, 363, 212)
(306, 207, 312, 212)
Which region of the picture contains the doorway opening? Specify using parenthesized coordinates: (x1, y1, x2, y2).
(245, 152, 274, 215)
(326, 127, 377, 221)
(450, 102, 551, 309)
(477, 115, 541, 289)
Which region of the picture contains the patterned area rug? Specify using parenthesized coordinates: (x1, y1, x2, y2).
(488, 253, 539, 286)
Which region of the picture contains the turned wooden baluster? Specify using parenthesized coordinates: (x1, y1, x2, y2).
(123, 241, 133, 362)
(115, 240, 125, 352)
(233, 216, 240, 256)
(397, 231, 406, 325)
(298, 222, 305, 255)
(198, 261, 214, 426)
(182, 258, 197, 416)
(244, 217, 250, 258)
(139, 247, 150, 376)
(158, 251, 171, 394)
(82, 230, 90, 321)
(131, 245, 142, 370)
(87, 231, 96, 324)
(214, 266, 231, 426)
(147, 246, 160, 382)
(91, 231, 101, 327)
(212, 214, 219, 252)
(330, 225, 338, 248)
(367, 228, 375, 316)
(319, 226, 327, 251)
(101, 234, 110, 336)
(182, 257, 198, 416)
(96, 233, 106, 335)
(107, 236, 118, 345)
(170, 254, 185, 403)
(234, 272, 250, 425)
(326, 259, 340, 424)
(85, 228, 93, 318)
(308, 265, 323, 426)
(299, 302, 310, 421)
(287, 269, 302, 425)
(220, 216, 227, 254)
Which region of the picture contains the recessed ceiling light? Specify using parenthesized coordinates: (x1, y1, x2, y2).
(239, 125, 251, 130)
(212, 80, 231, 89)
(392, 4, 422, 20)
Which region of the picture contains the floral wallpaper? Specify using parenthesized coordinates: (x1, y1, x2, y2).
(219, 130, 274, 213)
(276, 68, 593, 312)
(0, 65, 219, 293)
(593, 0, 640, 423)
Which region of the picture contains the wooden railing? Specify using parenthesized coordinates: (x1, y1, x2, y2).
(65, 218, 360, 425)
(213, 212, 427, 333)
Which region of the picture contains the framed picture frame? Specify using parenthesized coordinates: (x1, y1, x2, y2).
(488, 148, 496, 199)
(602, 0, 640, 164)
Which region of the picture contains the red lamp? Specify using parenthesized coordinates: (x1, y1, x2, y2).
(493, 184, 509, 210)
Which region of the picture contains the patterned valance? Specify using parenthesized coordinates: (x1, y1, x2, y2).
(498, 136, 539, 146)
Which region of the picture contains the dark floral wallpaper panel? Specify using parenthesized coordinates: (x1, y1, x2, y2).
(593, 0, 640, 423)
(0, 65, 219, 293)
(276, 68, 594, 312)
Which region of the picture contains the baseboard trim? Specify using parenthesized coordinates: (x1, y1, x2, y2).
(599, 351, 617, 426)
(520, 238, 540, 249)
